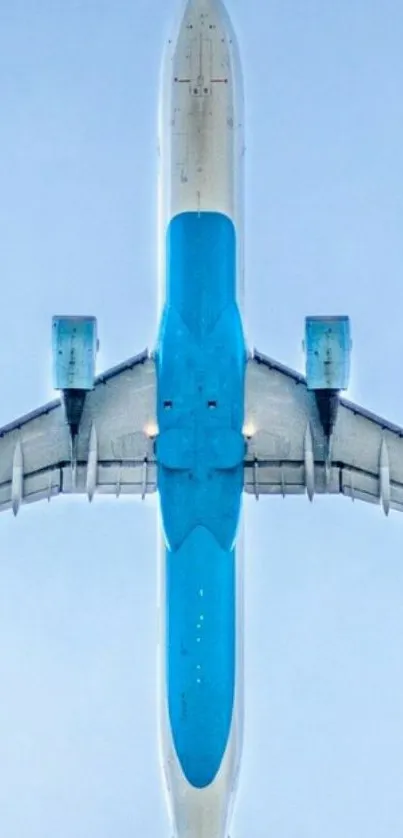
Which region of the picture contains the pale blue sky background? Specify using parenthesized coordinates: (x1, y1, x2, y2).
(0, 1, 403, 836)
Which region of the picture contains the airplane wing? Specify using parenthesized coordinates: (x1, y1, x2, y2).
(244, 350, 403, 515)
(0, 351, 157, 515)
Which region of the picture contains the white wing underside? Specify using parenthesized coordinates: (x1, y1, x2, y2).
(245, 351, 403, 514)
(0, 351, 157, 514)
(1, 348, 403, 515)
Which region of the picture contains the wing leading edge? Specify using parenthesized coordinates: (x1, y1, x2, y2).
(245, 350, 403, 514)
(0, 351, 157, 515)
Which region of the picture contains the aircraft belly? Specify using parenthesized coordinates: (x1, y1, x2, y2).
(156, 211, 245, 552)
(156, 208, 246, 809)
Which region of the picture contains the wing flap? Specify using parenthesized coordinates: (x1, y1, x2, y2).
(61, 462, 157, 497)
(244, 461, 340, 498)
(0, 468, 62, 513)
(340, 466, 403, 512)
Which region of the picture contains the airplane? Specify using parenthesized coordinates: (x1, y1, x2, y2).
(2, 0, 403, 836)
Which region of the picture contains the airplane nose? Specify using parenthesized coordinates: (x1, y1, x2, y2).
(176, 0, 234, 46)
(185, 0, 223, 8)
(181, 0, 227, 18)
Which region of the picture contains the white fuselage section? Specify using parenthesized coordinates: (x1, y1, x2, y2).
(158, 0, 245, 313)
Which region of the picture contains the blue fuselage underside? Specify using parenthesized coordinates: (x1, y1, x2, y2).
(156, 212, 246, 789)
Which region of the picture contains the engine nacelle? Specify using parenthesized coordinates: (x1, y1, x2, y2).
(52, 316, 98, 391)
(304, 316, 351, 391)
(304, 316, 352, 438)
(52, 316, 98, 441)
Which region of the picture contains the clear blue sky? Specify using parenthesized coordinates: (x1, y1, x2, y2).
(0, 1, 403, 836)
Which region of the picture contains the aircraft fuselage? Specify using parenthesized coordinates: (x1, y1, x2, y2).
(156, 1, 246, 836)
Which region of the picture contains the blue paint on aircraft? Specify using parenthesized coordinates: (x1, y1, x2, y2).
(167, 526, 237, 789)
(156, 212, 246, 789)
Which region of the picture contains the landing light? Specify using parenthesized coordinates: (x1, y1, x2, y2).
(145, 422, 159, 439)
(243, 422, 255, 439)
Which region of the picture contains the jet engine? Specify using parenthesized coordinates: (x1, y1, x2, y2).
(52, 316, 98, 445)
(304, 315, 352, 438)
